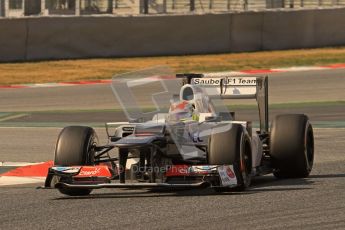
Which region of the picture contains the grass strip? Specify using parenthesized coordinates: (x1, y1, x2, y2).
(1, 47, 345, 85)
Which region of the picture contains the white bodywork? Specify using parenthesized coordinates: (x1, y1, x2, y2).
(108, 74, 264, 171)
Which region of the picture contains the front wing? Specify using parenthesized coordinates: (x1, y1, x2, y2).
(44, 164, 239, 190)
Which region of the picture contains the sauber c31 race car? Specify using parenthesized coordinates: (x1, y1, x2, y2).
(44, 67, 314, 196)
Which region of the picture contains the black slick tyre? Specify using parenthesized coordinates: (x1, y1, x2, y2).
(54, 126, 98, 196)
(270, 114, 314, 178)
(208, 124, 252, 192)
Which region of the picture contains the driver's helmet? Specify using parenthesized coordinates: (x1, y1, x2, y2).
(168, 100, 198, 122)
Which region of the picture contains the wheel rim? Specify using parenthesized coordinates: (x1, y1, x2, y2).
(86, 133, 98, 165)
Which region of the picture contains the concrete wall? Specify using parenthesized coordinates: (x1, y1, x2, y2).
(0, 7, 345, 62)
(262, 10, 315, 50)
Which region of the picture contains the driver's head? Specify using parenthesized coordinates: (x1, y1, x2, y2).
(169, 100, 196, 122)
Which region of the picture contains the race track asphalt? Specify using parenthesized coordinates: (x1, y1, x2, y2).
(0, 68, 344, 229)
(0, 128, 344, 229)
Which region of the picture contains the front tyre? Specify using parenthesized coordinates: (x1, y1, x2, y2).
(270, 114, 314, 178)
(208, 124, 252, 192)
(54, 126, 98, 196)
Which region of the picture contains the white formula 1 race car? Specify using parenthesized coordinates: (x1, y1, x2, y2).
(44, 67, 314, 195)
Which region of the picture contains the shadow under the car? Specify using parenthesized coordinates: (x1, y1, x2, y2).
(53, 176, 316, 200)
(53, 187, 247, 199)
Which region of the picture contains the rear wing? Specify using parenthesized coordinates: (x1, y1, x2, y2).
(176, 73, 269, 133)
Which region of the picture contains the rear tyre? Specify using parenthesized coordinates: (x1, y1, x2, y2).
(270, 114, 314, 178)
(54, 126, 98, 196)
(208, 124, 252, 192)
